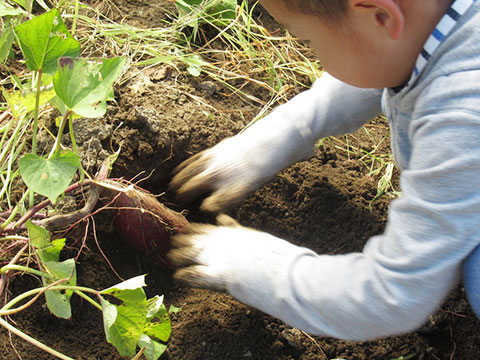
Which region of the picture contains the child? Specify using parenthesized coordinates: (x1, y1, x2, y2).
(168, 0, 480, 340)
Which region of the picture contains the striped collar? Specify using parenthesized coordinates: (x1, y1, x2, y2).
(411, 0, 477, 80)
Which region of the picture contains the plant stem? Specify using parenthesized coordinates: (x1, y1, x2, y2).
(68, 116, 85, 183)
(0, 189, 30, 230)
(0, 235, 28, 241)
(73, 289, 103, 311)
(0, 244, 28, 298)
(1, 285, 100, 312)
(0, 280, 101, 360)
(72, 0, 80, 35)
(0, 110, 10, 124)
(0, 278, 70, 316)
(31, 69, 42, 156)
(0, 264, 48, 279)
(3, 178, 93, 232)
(132, 347, 146, 360)
(0, 115, 27, 168)
(29, 69, 43, 208)
(0, 317, 75, 360)
(49, 110, 72, 158)
(0, 141, 19, 201)
(0, 273, 102, 315)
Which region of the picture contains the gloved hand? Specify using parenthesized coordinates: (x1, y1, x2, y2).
(170, 73, 383, 213)
(168, 214, 287, 292)
(170, 134, 276, 213)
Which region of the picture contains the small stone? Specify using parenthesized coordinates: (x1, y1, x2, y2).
(129, 72, 153, 95)
(280, 328, 303, 349)
(196, 81, 217, 97)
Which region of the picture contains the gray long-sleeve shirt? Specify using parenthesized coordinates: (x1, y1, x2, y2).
(226, 0, 480, 340)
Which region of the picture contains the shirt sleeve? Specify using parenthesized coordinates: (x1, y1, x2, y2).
(238, 72, 382, 172)
(227, 72, 480, 340)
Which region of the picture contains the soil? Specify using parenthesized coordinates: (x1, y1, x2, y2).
(1, 1, 479, 360)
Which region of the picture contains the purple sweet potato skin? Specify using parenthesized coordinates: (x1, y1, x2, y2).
(112, 188, 190, 267)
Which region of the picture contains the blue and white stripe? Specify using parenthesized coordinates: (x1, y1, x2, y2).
(412, 0, 477, 78)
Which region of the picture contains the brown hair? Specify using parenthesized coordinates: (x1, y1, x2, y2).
(281, 0, 348, 22)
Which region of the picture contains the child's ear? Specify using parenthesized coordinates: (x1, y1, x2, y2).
(349, 0, 405, 40)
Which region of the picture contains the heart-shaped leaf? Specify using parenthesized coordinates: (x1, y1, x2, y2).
(14, 9, 80, 74)
(99, 276, 172, 358)
(44, 259, 77, 319)
(100, 289, 147, 356)
(26, 221, 66, 263)
(53, 56, 125, 118)
(19, 150, 80, 203)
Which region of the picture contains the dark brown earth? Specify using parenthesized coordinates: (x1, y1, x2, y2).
(0, 1, 479, 359)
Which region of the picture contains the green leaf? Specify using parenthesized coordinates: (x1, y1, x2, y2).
(99, 276, 172, 358)
(100, 293, 147, 357)
(14, 9, 80, 73)
(2, 87, 56, 118)
(34, 0, 50, 11)
(26, 220, 51, 253)
(44, 258, 76, 319)
(19, 150, 80, 203)
(45, 238, 66, 261)
(26, 221, 74, 319)
(176, 0, 202, 7)
(45, 258, 77, 284)
(169, 305, 181, 314)
(100, 276, 148, 357)
(45, 289, 71, 319)
(53, 56, 125, 118)
(25, 221, 67, 263)
(0, 2, 27, 16)
(101, 297, 117, 329)
(183, 55, 208, 77)
(137, 334, 167, 360)
(100, 275, 147, 294)
(175, 0, 236, 26)
(141, 295, 171, 359)
(144, 301, 171, 343)
(205, 0, 236, 22)
(0, 26, 15, 63)
(10, 0, 29, 11)
(146, 295, 164, 321)
(100, 296, 140, 356)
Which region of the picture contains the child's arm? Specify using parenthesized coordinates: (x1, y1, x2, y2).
(170, 71, 480, 340)
(171, 72, 382, 212)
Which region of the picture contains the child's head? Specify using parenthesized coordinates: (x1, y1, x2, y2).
(280, 0, 348, 23)
(260, 0, 451, 89)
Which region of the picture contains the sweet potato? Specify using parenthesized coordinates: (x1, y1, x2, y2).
(111, 185, 190, 267)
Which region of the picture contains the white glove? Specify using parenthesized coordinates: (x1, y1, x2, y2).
(170, 73, 382, 213)
(168, 214, 293, 292)
(170, 136, 270, 213)
(169, 122, 309, 212)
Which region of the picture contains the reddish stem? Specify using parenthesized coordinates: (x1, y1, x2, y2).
(0, 244, 28, 298)
(0, 111, 11, 125)
(2, 179, 94, 233)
